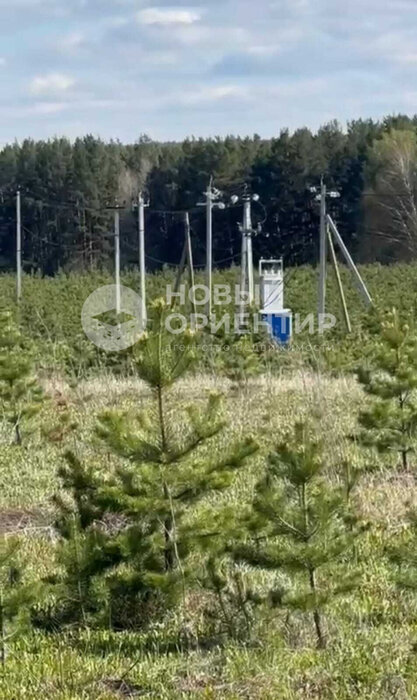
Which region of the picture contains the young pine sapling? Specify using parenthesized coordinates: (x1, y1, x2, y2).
(234, 422, 363, 648)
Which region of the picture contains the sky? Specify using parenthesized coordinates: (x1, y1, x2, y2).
(1, 0, 417, 144)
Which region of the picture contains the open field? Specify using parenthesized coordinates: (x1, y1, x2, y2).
(1, 367, 417, 699)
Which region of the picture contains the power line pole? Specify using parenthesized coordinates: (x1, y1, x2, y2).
(197, 178, 225, 317)
(318, 177, 326, 318)
(239, 208, 248, 323)
(243, 194, 255, 304)
(16, 188, 22, 304)
(106, 200, 125, 318)
(310, 180, 340, 318)
(205, 178, 213, 317)
(114, 209, 121, 317)
(138, 192, 148, 328)
(238, 188, 259, 323)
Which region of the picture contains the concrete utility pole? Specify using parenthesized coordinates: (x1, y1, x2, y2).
(197, 178, 225, 317)
(16, 188, 22, 304)
(114, 209, 121, 317)
(206, 179, 213, 317)
(239, 204, 248, 323)
(243, 194, 255, 304)
(238, 189, 259, 323)
(138, 192, 148, 328)
(310, 179, 340, 318)
(318, 177, 327, 318)
(106, 200, 126, 318)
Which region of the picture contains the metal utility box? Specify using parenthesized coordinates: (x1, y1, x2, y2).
(261, 312, 292, 344)
(259, 258, 284, 314)
(259, 258, 292, 345)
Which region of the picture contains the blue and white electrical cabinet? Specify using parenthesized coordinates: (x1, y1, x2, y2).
(259, 258, 292, 345)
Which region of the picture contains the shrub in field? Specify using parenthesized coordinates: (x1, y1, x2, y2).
(199, 556, 257, 641)
(233, 422, 363, 648)
(0, 537, 36, 667)
(0, 310, 43, 444)
(357, 309, 417, 470)
(51, 299, 258, 629)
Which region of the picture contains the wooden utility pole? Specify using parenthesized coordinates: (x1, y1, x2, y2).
(184, 212, 196, 314)
(173, 212, 196, 315)
(327, 215, 373, 307)
(16, 189, 22, 304)
(327, 225, 351, 333)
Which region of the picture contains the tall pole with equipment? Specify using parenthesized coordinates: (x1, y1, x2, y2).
(138, 191, 149, 328)
(114, 209, 121, 317)
(197, 178, 225, 316)
(16, 188, 22, 304)
(106, 200, 126, 318)
(309, 181, 372, 327)
(234, 188, 260, 323)
(318, 177, 326, 318)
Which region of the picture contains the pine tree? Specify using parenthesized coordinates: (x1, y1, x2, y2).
(233, 422, 362, 648)
(0, 311, 43, 444)
(53, 299, 258, 628)
(222, 336, 261, 387)
(0, 537, 36, 667)
(388, 509, 417, 599)
(357, 309, 417, 470)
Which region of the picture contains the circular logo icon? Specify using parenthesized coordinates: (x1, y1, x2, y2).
(81, 285, 144, 352)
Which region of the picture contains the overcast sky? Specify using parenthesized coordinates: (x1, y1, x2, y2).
(1, 0, 417, 144)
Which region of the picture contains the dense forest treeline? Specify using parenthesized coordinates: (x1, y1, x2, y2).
(1, 113, 417, 276)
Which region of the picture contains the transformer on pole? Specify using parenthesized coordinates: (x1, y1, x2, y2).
(259, 258, 292, 344)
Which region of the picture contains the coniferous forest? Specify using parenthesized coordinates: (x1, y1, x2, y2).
(2, 114, 417, 276)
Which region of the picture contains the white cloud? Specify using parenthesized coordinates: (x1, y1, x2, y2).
(181, 85, 248, 105)
(30, 73, 75, 95)
(136, 7, 201, 26)
(0, 58, 6, 67)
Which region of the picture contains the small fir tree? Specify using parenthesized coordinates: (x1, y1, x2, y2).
(0, 311, 43, 444)
(357, 309, 417, 470)
(0, 537, 36, 667)
(53, 299, 258, 628)
(234, 422, 362, 648)
(222, 336, 262, 387)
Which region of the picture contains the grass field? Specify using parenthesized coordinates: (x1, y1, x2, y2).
(1, 365, 417, 699)
(1, 263, 417, 698)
